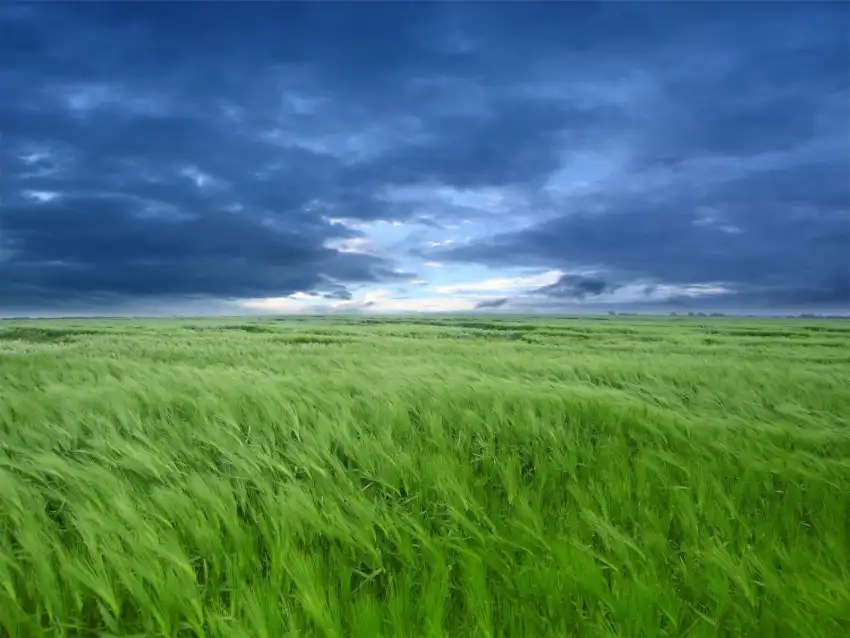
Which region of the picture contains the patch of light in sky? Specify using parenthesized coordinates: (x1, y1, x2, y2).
(22, 190, 60, 203)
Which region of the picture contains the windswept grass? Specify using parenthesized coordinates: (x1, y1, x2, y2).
(1, 316, 849, 636)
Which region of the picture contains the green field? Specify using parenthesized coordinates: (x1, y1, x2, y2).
(1, 316, 849, 637)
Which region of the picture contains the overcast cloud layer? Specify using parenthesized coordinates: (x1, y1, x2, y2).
(1, 2, 848, 315)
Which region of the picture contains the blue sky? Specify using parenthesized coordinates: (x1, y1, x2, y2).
(1, 2, 848, 315)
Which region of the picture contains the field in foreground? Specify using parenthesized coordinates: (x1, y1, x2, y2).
(1, 316, 849, 637)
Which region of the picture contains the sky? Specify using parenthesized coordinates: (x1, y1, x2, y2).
(1, 1, 848, 316)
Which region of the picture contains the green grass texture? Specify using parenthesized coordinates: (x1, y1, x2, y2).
(1, 316, 849, 637)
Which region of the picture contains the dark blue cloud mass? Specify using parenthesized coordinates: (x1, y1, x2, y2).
(1, 2, 848, 314)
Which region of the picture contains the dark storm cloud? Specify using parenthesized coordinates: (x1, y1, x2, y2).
(342, 100, 629, 191)
(322, 290, 353, 302)
(535, 275, 621, 300)
(316, 283, 354, 302)
(2, 2, 848, 312)
(444, 144, 850, 308)
(434, 2, 850, 310)
(0, 195, 385, 306)
(474, 298, 509, 310)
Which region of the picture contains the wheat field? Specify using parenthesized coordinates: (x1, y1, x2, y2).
(1, 316, 848, 637)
